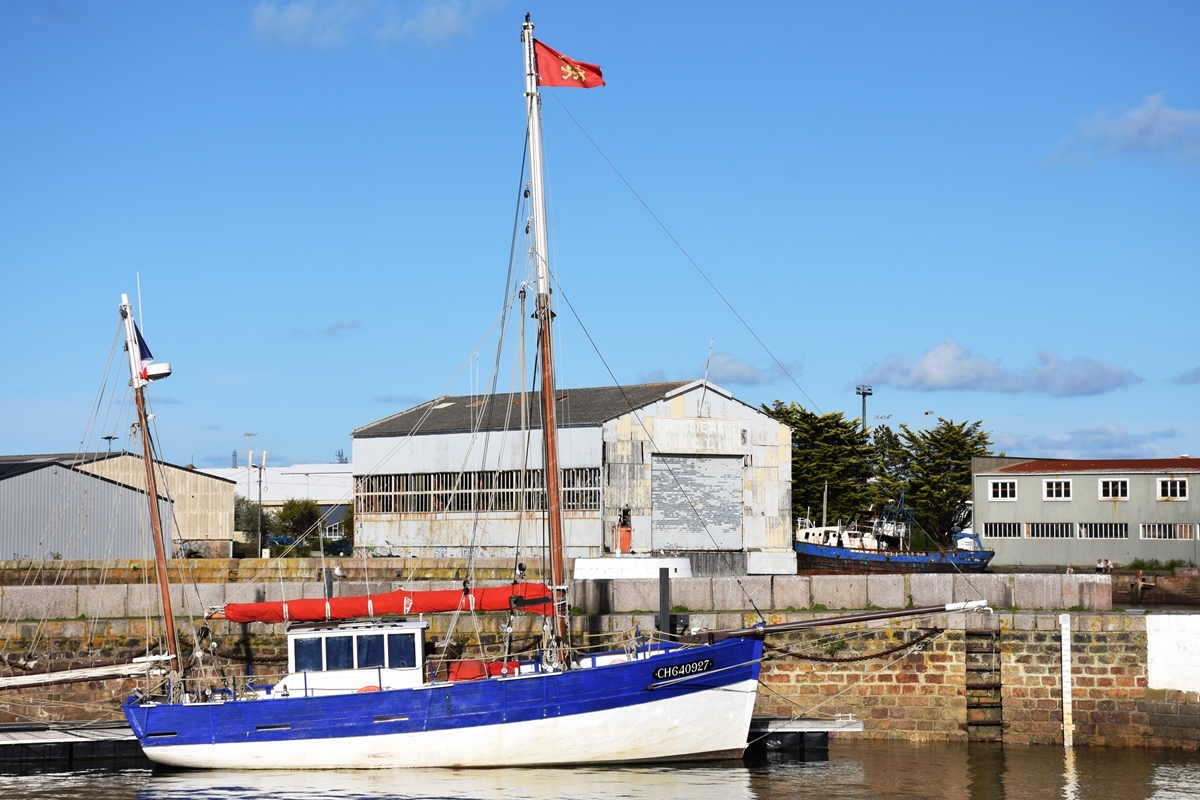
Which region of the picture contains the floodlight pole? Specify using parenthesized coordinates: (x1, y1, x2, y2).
(855, 385, 873, 433)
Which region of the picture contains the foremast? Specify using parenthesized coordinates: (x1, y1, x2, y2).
(119, 294, 180, 670)
(521, 16, 570, 657)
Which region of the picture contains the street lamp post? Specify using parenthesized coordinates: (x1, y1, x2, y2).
(855, 385, 873, 433)
(256, 451, 267, 556)
(243, 432, 257, 545)
(924, 411, 935, 430)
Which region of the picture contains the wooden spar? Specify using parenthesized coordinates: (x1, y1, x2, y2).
(135, 385, 179, 667)
(678, 600, 990, 644)
(522, 16, 570, 652)
(120, 294, 180, 668)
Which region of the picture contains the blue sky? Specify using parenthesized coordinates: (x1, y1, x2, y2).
(2, 1, 1198, 469)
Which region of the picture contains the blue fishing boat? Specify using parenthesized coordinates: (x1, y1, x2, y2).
(793, 501, 994, 574)
(119, 17, 768, 769)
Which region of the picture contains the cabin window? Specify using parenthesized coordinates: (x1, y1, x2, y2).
(325, 636, 354, 671)
(357, 634, 385, 669)
(388, 633, 417, 668)
(294, 637, 323, 672)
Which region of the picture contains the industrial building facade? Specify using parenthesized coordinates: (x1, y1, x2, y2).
(352, 381, 795, 573)
(0, 453, 234, 560)
(973, 456, 1200, 567)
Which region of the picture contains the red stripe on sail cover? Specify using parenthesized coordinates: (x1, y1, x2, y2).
(223, 582, 553, 624)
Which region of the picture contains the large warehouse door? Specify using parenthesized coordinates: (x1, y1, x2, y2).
(651, 455, 742, 550)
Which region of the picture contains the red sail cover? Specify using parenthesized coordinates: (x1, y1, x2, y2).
(534, 40, 605, 88)
(223, 582, 553, 624)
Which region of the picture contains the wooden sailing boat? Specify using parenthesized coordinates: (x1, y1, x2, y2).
(120, 18, 988, 770)
(121, 17, 767, 769)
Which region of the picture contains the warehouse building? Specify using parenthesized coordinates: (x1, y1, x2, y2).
(973, 456, 1200, 567)
(352, 381, 796, 574)
(0, 453, 234, 560)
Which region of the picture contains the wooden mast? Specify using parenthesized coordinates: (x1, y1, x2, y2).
(521, 16, 570, 654)
(120, 294, 180, 669)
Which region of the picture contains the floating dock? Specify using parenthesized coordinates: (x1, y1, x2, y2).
(746, 715, 864, 759)
(0, 722, 149, 774)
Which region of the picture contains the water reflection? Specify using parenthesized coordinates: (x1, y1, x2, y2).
(137, 764, 753, 800)
(743, 741, 1199, 800)
(2, 742, 1198, 800)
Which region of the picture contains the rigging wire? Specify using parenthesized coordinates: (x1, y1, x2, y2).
(545, 90, 820, 414)
(545, 91, 989, 602)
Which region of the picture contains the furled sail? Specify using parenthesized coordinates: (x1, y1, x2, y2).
(222, 582, 553, 624)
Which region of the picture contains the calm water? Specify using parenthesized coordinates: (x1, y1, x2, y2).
(2, 742, 1198, 800)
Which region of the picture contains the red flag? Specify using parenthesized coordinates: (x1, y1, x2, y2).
(534, 40, 604, 88)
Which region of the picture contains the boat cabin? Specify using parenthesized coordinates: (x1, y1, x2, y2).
(274, 619, 429, 697)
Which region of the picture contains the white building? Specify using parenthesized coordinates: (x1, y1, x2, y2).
(352, 381, 796, 575)
(202, 462, 354, 538)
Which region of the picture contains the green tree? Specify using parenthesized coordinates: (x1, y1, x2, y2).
(900, 418, 993, 544)
(869, 424, 910, 509)
(337, 503, 354, 547)
(276, 499, 323, 551)
(763, 401, 874, 526)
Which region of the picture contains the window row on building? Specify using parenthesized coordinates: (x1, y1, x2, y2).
(982, 522, 1197, 540)
(356, 468, 603, 514)
(988, 478, 1188, 502)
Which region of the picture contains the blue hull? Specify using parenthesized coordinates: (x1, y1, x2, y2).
(122, 637, 764, 768)
(793, 541, 993, 573)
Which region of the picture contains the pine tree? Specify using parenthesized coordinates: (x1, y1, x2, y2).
(763, 401, 874, 526)
(900, 419, 993, 544)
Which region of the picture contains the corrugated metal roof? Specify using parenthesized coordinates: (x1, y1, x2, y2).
(353, 382, 692, 439)
(0, 453, 114, 481)
(0, 452, 235, 485)
(993, 458, 1200, 475)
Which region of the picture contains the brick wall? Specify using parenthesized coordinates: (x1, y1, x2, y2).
(754, 612, 969, 741)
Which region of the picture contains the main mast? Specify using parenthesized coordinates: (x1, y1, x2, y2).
(120, 294, 180, 669)
(521, 16, 570, 654)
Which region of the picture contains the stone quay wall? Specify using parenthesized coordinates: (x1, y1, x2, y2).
(2, 570, 1198, 749)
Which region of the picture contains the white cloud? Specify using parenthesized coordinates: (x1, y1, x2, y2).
(253, 0, 493, 48)
(706, 352, 773, 386)
(1050, 93, 1200, 165)
(996, 423, 1182, 460)
(1173, 367, 1200, 385)
(860, 337, 1140, 397)
(636, 352, 798, 387)
(253, 1, 356, 48)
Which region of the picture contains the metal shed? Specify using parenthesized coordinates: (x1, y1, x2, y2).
(352, 380, 795, 574)
(0, 459, 174, 560)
